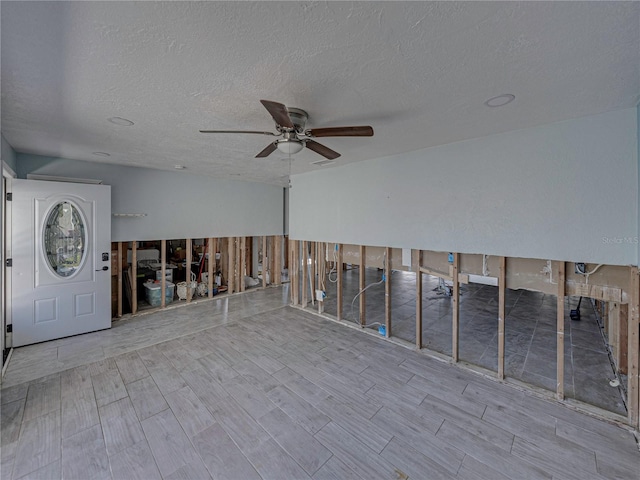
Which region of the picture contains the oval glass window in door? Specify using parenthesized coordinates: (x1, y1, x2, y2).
(43, 201, 86, 277)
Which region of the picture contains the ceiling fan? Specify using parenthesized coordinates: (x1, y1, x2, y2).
(200, 100, 373, 160)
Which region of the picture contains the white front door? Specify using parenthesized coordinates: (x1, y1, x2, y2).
(11, 179, 111, 346)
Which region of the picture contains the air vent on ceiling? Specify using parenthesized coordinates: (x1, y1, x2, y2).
(310, 159, 336, 167)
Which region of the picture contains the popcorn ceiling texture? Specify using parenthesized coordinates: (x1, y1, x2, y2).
(2, 2, 638, 185)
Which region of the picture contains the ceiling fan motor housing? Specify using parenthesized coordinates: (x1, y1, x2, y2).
(284, 107, 308, 132)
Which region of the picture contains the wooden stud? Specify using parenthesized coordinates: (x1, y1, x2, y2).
(337, 244, 343, 321)
(262, 236, 268, 288)
(117, 242, 123, 318)
(359, 245, 366, 327)
(186, 238, 193, 303)
(208, 238, 215, 298)
(452, 253, 460, 362)
(292, 240, 300, 305)
(283, 236, 289, 269)
(220, 238, 228, 291)
(235, 237, 243, 292)
(556, 261, 566, 400)
(240, 237, 246, 292)
(385, 246, 391, 339)
(131, 242, 137, 314)
(161, 240, 167, 308)
(628, 266, 639, 428)
(271, 236, 276, 285)
(245, 236, 252, 281)
(419, 266, 453, 281)
(415, 249, 422, 349)
(274, 235, 282, 285)
(301, 241, 308, 307)
(311, 241, 317, 296)
(620, 304, 629, 375)
(498, 256, 506, 379)
(227, 237, 234, 294)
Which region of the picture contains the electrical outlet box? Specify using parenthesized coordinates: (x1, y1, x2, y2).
(575, 263, 586, 274)
(315, 290, 325, 302)
(448, 253, 454, 263)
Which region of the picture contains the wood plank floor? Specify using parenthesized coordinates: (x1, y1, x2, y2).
(1, 286, 638, 479)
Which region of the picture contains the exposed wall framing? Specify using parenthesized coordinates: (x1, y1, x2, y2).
(290, 241, 640, 427)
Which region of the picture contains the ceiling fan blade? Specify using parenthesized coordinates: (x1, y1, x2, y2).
(305, 140, 341, 160)
(306, 126, 374, 137)
(199, 130, 276, 136)
(260, 100, 294, 129)
(255, 142, 278, 158)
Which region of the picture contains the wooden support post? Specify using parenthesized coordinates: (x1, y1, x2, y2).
(288, 239, 293, 303)
(161, 240, 167, 308)
(235, 237, 244, 292)
(270, 236, 276, 285)
(620, 304, 629, 375)
(131, 242, 137, 314)
(292, 240, 300, 305)
(262, 236, 268, 288)
(227, 237, 235, 294)
(208, 238, 215, 298)
(117, 242, 123, 317)
(452, 253, 460, 362)
(240, 237, 246, 292)
(498, 256, 506, 379)
(311, 241, 317, 296)
(186, 238, 193, 303)
(220, 238, 228, 291)
(415, 249, 422, 349)
(556, 261, 566, 400)
(337, 244, 343, 321)
(628, 266, 639, 428)
(301, 241, 308, 307)
(385, 246, 391, 339)
(274, 235, 282, 285)
(359, 245, 366, 327)
(245, 236, 252, 280)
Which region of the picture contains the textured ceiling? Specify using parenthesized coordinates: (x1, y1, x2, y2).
(2, 1, 639, 186)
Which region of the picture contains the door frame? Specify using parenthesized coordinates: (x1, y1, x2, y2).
(2, 162, 16, 372)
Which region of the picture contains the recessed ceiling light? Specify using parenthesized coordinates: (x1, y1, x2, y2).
(92, 152, 111, 157)
(484, 94, 515, 108)
(107, 116, 135, 126)
(174, 165, 186, 170)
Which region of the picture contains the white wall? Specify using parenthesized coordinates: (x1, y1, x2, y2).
(17, 155, 284, 242)
(290, 108, 638, 266)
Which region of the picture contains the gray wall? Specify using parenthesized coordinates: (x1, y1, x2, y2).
(1, 135, 17, 173)
(17, 155, 284, 242)
(290, 108, 638, 266)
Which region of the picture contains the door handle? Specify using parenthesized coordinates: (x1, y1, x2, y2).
(96, 266, 109, 271)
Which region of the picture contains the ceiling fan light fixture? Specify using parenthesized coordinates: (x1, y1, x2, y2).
(276, 139, 304, 155)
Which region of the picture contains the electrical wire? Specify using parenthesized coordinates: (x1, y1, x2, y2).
(348, 250, 387, 328)
(328, 243, 338, 283)
(582, 263, 603, 285)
